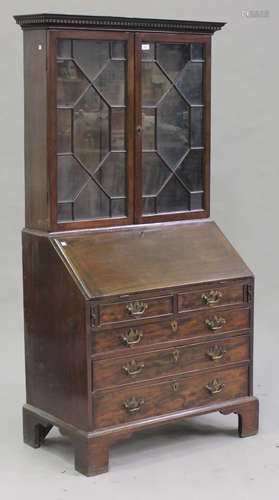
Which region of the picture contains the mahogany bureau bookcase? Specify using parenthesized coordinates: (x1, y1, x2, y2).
(14, 13, 259, 476)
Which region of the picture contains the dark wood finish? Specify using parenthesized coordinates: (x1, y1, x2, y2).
(134, 33, 211, 224)
(23, 406, 53, 448)
(23, 30, 49, 230)
(93, 335, 249, 390)
(98, 295, 173, 326)
(93, 365, 249, 428)
(178, 283, 246, 312)
(91, 311, 249, 357)
(220, 396, 259, 437)
(91, 306, 250, 356)
(14, 14, 225, 34)
(16, 15, 258, 476)
(53, 221, 253, 299)
(22, 230, 91, 430)
(47, 30, 135, 231)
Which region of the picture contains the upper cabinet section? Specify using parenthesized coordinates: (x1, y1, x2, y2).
(15, 14, 225, 231)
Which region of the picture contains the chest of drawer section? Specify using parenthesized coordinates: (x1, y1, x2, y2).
(90, 280, 253, 428)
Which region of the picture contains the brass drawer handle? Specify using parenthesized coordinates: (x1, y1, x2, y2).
(202, 290, 222, 306)
(122, 359, 145, 377)
(206, 379, 225, 394)
(205, 316, 226, 331)
(171, 350, 180, 363)
(121, 329, 143, 347)
(126, 301, 148, 318)
(207, 344, 226, 361)
(122, 396, 144, 414)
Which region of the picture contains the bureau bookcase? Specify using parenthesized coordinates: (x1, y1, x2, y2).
(15, 13, 259, 476)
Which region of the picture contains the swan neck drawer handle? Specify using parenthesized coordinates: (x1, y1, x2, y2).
(202, 290, 222, 306)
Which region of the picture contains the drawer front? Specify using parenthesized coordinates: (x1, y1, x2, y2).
(92, 308, 250, 355)
(178, 284, 246, 312)
(93, 366, 248, 428)
(98, 295, 173, 326)
(93, 336, 250, 390)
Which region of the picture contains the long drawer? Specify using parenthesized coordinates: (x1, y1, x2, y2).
(91, 307, 250, 356)
(93, 365, 249, 428)
(92, 335, 250, 390)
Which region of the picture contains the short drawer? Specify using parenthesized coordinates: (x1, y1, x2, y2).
(178, 283, 246, 313)
(92, 335, 250, 390)
(91, 307, 250, 356)
(97, 295, 173, 327)
(93, 365, 249, 428)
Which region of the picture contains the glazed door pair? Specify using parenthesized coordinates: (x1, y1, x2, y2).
(51, 30, 210, 229)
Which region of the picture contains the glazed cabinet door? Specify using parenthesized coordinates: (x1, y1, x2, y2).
(48, 31, 134, 229)
(135, 33, 211, 223)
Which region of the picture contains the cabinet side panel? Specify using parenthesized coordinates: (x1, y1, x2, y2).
(23, 30, 49, 230)
(22, 231, 90, 430)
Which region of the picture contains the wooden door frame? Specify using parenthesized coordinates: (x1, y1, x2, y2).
(134, 32, 212, 224)
(47, 29, 135, 231)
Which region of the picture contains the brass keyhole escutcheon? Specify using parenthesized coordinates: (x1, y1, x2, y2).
(171, 382, 179, 392)
(171, 350, 180, 363)
(171, 320, 178, 332)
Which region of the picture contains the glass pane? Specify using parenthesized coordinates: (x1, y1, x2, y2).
(141, 62, 171, 106)
(111, 41, 126, 59)
(95, 153, 126, 197)
(142, 109, 155, 150)
(56, 60, 89, 106)
(57, 203, 73, 221)
(141, 43, 155, 61)
(57, 156, 88, 202)
(74, 180, 110, 220)
(191, 43, 204, 61)
(157, 43, 190, 81)
(142, 197, 156, 215)
(142, 153, 170, 196)
(190, 192, 203, 210)
(95, 61, 126, 105)
(176, 62, 203, 105)
(176, 150, 204, 191)
(57, 109, 72, 153)
(57, 39, 71, 58)
(111, 199, 126, 217)
(157, 87, 189, 168)
(74, 87, 109, 173)
(111, 108, 125, 150)
(56, 37, 128, 223)
(73, 40, 109, 81)
(140, 40, 206, 218)
(191, 108, 204, 147)
(157, 177, 189, 212)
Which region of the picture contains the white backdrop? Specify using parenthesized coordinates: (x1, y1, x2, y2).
(1, 1, 278, 498)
